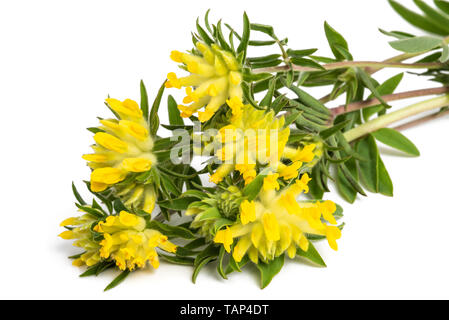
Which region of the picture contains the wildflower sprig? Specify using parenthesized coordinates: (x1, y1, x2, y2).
(60, 1, 449, 290)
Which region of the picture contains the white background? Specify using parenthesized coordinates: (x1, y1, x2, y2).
(1, 0, 448, 299)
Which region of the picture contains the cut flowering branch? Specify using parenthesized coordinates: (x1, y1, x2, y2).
(252, 60, 446, 74)
(343, 95, 449, 142)
(60, 3, 449, 290)
(330, 86, 449, 118)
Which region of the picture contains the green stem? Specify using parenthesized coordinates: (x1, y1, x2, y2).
(343, 95, 449, 142)
(253, 60, 445, 74)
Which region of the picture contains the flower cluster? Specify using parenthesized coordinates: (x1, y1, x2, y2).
(166, 42, 243, 122)
(59, 12, 348, 290)
(60, 210, 176, 273)
(83, 98, 157, 213)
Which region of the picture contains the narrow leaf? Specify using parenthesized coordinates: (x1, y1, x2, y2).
(149, 80, 166, 137)
(140, 80, 149, 121)
(372, 128, 420, 156)
(255, 254, 284, 289)
(356, 135, 379, 193)
(104, 270, 130, 291)
(296, 241, 326, 267)
(167, 95, 184, 125)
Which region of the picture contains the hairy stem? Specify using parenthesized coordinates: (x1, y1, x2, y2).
(253, 60, 445, 74)
(331, 86, 449, 117)
(394, 108, 449, 131)
(319, 52, 434, 104)
(343, 95, 449, 142)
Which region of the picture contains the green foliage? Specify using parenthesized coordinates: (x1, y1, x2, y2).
(255, 255, 285, 289)
(372, 128, 420, 156)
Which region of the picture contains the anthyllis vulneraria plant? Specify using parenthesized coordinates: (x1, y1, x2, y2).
(60, 2, 449, 290)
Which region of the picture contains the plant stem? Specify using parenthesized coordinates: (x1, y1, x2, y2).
(331, 86, 449, 117)
(253, 60, 445, 74)
(394, 108, 449, 131)
(343, 95, 449, 142)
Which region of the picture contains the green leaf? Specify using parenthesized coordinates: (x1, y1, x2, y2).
(158, 196, 197, 211)
(336, 165, 357, 203)
(247, 54, 281, 63)
(242, 168, 270, 201)
(140, 80, 149, 121)
(379, 28, 415, 39)
(255, 255, 284, 289)
(196, 207, 222, 222)
(181, 189, 206, 199)
(356, 135, 379, 193)
(372, 128, 420, 156)
(249, 40, 276, 46)
(237, 12, 250, 55)
(290, 57, 325, 70)
(260, 77, 276, 107)
(250, 23, 275, 38)
(287, 48, 318, 58)
(319, 120, 350, 139)
(225, 255, 249, 275)
(87, 127, 104, 134)
(340, 161, 367, 196)
(378, 155, 394, 197)
(217, 246, 228, 279)
(324, 21, 350, 61)
(149, 80, 166, 137)
(147, 220, 197, 239)
(75, 203, 105, 219)
(414, 0, 449, 34)
(390, 36, 443, 53)
(282, 78, 331, 115)
(104, 270, 130, 291)
(216, 20, 232, 52)
(159, 253, 194, 266)
(357, 68, 390, 110)
(435, 0, 449, 15)
(167, 95, 184, 126)
(196, 17, 214, 45)
(363, 73, 404, 121)
(241, 81, 264, 110)
(440, 44, 449, 62)
(388, 0, 448, 36)
(296, 241, 326, 267)
(72, 182, 86, 205)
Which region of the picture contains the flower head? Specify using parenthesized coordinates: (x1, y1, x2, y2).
(209, 105, 320, 185)
(59, 212, 101, 267)
(213, 174, 341, 263)
(83, 98, 157, 213)
(93, 211, 176, 271)
(60, 211, 176, 272)
(166, 42, 243, 122)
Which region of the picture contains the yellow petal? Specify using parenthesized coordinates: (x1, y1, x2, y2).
(94, 132, 128, 154)
(240, 200, 256, 225)
(262, 213, 280, 241)
(91, 167, 126, 185)
(122, 157, 152, 173)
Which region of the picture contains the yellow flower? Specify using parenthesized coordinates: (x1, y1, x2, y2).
(213, 175, 341, 263)
(240, 200, 256, 225)
(94, 211, 177, 271)
(211, 105, 290, 184)
(278, 161, 303, 180)
(58, 213, 102, 267)
(214, 227, 233, 253)
(166, 42, 243, 122)
(263, 173, 280, 191)
(83, 98, 157, 213)
(209, 105, 322, 185)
